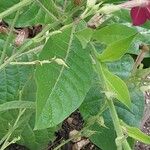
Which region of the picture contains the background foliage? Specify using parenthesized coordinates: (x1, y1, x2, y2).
(0, 0, 149, 150)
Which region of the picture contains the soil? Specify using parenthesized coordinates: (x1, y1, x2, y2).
(7, 144, 29, 150)
(47, 110, 100, 150)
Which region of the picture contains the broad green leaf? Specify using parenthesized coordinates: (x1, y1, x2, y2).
(80, 85, 105, 118)
(0, 62, 34, 147)
(0, 0, 59, 27)
(107, 54, 134, 79)
(122, 123, 150, 145)
(98, 35, 136, 62)
(15, 0, 59, 27)
(0, 53, 54, 150)
(0, 77, 55, 150)
(90, 113, 117, 150)
(93, 24, 137, 45)
(0, 59, 33, 104)
(76, 28, 94, 48)
(35, 27, 93, 129)
(113, 9, 131, 23)
(80, 84, 144, 150)
(19, 115, 56, 150)
(0, 0, 19, 13)
(101, 64, 131, 108)
(0, 101, 35, 112)
(17, 77, 56, 150)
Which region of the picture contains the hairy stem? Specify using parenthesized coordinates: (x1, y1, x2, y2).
(0, 11, 20, 65)
(53, 138, 74, 150)
(91, 44, 131, 150)
(0, 40, 33, 72)
(107, 99, 131, 150)
(16, 45, 44, 58)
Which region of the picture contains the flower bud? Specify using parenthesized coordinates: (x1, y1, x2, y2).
(99, 4, 121, 14)
(87, 0, 97, 7)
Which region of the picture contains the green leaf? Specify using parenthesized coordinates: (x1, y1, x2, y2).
(18, 77, 56, 150)
(15, 0, 59, 27)
(98, 35, 136, 62)
(35, 27, 93, 129)
(0, 58, 34, 104)
(80, 54, 134, 117)
(80, 84, 105, 118)
(0, 77, 55, 150)
(0, 101, 35, 112)
(0, 54, 53, 150)
(93, 24, 137, 45)
(0, 0, 19, 13)
(107, 54, 134, 79)
(0, 62, 34, 147)
(19, 114, 56, 150)
(122, 123, 150, 145)
(0, 0, 58, 27)
(76, 28, 94, 48)
(80, 84, 144, 150)
(101, 64, 131, 108)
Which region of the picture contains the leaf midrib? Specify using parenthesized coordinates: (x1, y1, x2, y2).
(38, 26, 75, 120)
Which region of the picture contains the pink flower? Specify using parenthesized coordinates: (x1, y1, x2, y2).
(131, 4, 150, 26)
(119, 0, 150, 26)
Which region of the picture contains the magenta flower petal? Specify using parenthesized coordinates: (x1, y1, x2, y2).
(131, 7, 147, 26)
(145, 5, 150, 19)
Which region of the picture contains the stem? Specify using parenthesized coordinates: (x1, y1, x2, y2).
(107, 99, 131, 150)
(97, 100, 108, 116)
(107, 100, 123, 137)
(10, 60, 53, 65)
(91, 44, 131, 150)
(0, 0, 33, 19)
(36, 23, 73, 42)
(132, 51, 146, 73)
(35, 30, 62, 43)
(0, 40, 33, 72)
(132, 44, 149, 74)
(100, 63, 131, 150)
(80, 7, 89, 19)
(0, 11, 20, 65)
(16, 45, 44, 58)
(63, 0, 68, 11)
(53, 138, 73, 150)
